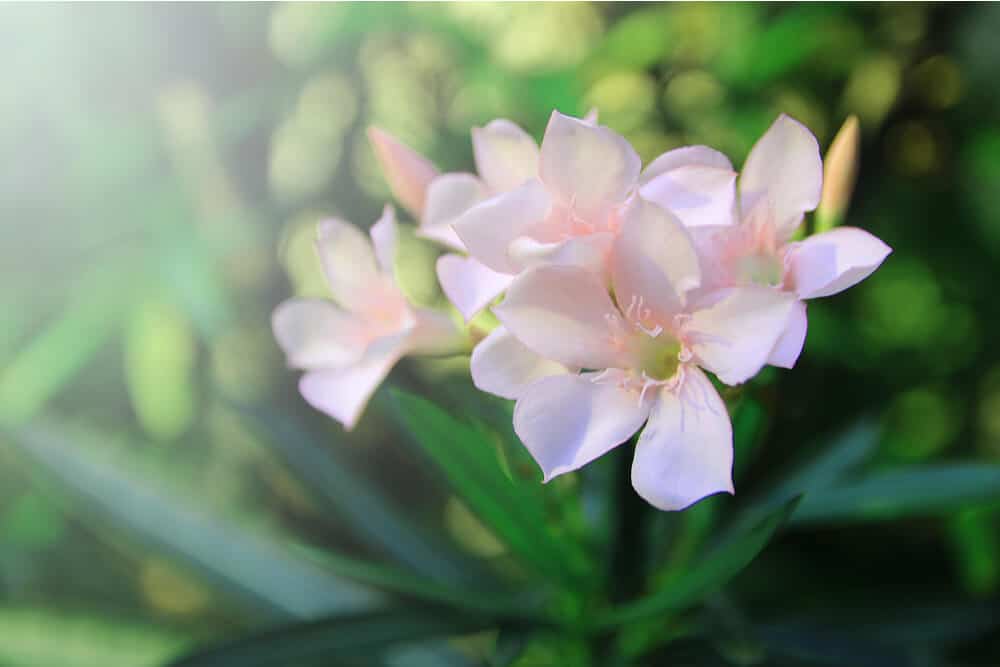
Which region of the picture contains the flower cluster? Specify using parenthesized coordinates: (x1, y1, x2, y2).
(274, 111, 891, 510)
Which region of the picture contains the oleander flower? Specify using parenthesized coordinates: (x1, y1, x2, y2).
(272, 206, 462, 430)
(473, 196, 796, 510)
(453, 111, 738, 305)
(684, 114, 892, 368)
(368, 121, 542, 321)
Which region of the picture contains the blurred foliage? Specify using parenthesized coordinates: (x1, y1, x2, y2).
(1, 2, 1000, 665)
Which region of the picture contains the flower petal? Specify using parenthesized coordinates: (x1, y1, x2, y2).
(791, 227, 892, 299)
(472, 119, 540, 193)
(369, 204, 397, 274)
(316, 219, 379, 312)
(407, 308, 465, 357)
(767, 299, 807, 369)
(612, 196, 701, 323)
(631, 366, 734, 511)
(367, 127, 439, 218)
(453, 179, 551, 274)
(272, 298, 367, 369)
(471, 326, 568, 400)
(514, 372, 650, 481)
(298, 334, 408, 430)
(640, 164, 737, 228)
(436, 254, 513, 322)
(739, 114, 822, 239)
(420, 173, 488, 251)
(507, 232, 614, 275)
(640, 145, 734, 185)
(494, 265, 626, 370)
(539, 111, 641, 219)
(685, 287, 797, 385)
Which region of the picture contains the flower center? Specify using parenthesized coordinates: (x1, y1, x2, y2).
(735, 252, 784, 287)
(635, 333, 682, 382)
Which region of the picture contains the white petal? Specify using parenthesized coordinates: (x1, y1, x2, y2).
(640, 164, 737, 228)
(739, 114, 822, 239)
(367, 127, 439, 218)
(514, 372, 649, 481)
(640, 145, 734, 185)
(494, 265, 627, 370)
(539, 111, 641, 219)
(452, 179, 551, 274)
(298, 335, 408, 430)
(767, 299, 808, 369)
(685, 287, 797, 385)
(420, 173, 488, 251)
(472, 119, 540, 193)
(631, 367, 734, 511)
(369, 205, 397, 274)
(791, 227, 892, 299)
(407, 308, 465, 357)
(272, 299, 367, 369)
(471, 326, 568, 400)
(612, 196, 701, 323)
(316, 219, 379, 312)
(507, 232, 614, 275)
(436, 254, 513, 322)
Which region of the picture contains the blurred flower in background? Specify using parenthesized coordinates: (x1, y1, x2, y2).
(1, 3, 999, 666)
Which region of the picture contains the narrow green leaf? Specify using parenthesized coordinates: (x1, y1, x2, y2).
(167, 607, 497, 667)
(595, 498, 800, 629)
(6, 420, 378, 619)
(235, 404, 480, 586)
(792, 464, 1000, 524)
(292, 544, 545, 621)
(389, 389, 591, 584)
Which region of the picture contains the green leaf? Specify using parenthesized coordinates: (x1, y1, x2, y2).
(166, 607, 497, 667)
(235, 404, 481, 586)
(389, 389, 591, 586)
(595, 497, 800, 629)
(792, 464, 1000, 524)
(6, 419, 378, 619)
(292, 544, 545, 621)
(0, 606, 188, 667)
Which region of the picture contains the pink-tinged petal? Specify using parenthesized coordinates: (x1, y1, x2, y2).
(316, 219, 379, 312)
(367, 127, 439, 218)
(420, 173, 488, 251)
(582, 108, 599, 125)
(539, 111, 641, 219)
(686, 224, 735, 291)
(631, 366, 734, 511)
(453, 179, 551, 274)
(494, 265, 627, 370)
(790, 227, 892, 299)
(369, 205, 397, 274)
(640, 164, 737, 228)
(436, 254, 513, 322)
(685, 286, 797, 385)
(767, 299, 808, 369)
(407, 308, 465, 356)
(272, 298, 367, 369)
(298, 334, 408, 430)
(471, 326, 568, 400)
(640, 145, 734, 185)
(739, 114, 822, 239)
(612, 197, 701, 324)
(472, 120, 540, 193)
(507, 232, 614, 275)
(514, 372, 650, 481)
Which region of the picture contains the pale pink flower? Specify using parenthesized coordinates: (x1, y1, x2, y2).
(473, 197, 796, 510)
(453, 112, 738, 302)
(682, 114, 892, 368)
(368, 121, 544, 320)
(272, 206, 462, 430)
